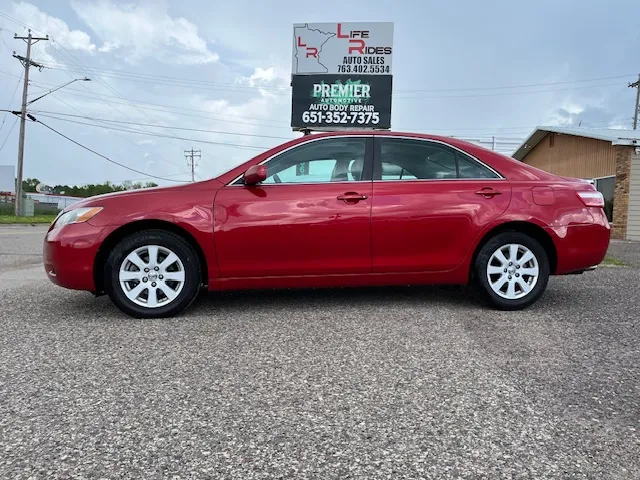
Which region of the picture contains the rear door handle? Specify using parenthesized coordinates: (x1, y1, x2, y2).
(337, 192, 368, 203)
(475, 187, 502, 198)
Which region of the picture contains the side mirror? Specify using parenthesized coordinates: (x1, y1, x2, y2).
(243, 165, 267, 185)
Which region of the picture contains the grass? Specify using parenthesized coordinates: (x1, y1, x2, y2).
(601, 256, 626, 267)
(0, 215, 57, 225)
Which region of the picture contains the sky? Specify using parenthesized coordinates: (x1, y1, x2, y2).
(0, 0, 638, 188)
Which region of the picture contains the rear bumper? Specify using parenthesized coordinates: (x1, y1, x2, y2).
(43, 223, 107, 291)
(562, 265, 598, 275)
(550, 220, 611, 275)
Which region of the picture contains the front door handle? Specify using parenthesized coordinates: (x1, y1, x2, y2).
(337, 192, 368, 203)
(475, 187, 502, 198)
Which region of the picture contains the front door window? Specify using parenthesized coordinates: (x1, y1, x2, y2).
(235, 137, 368, 185)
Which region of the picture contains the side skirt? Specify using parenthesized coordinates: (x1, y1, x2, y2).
(207, 269, 468, 292)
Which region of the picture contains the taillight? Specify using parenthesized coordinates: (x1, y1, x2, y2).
(576, 191, 604, 208)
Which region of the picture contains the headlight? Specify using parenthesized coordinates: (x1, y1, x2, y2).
(53, 207, 103, 228)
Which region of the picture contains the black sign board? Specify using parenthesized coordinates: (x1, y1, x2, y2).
(291, 74, 392, 130)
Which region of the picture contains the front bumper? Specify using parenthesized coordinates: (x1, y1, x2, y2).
(43, 222, 108, 291)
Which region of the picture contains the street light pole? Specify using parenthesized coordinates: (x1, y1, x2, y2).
(12, 30, 89, 216)
(27, 77, 91, 106)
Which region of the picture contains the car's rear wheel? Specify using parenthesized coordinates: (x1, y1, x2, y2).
(104, 230, 201, 318)
(474, 232, 550, 310)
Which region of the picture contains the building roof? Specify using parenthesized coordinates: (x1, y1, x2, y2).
(512, 126, 640, 160)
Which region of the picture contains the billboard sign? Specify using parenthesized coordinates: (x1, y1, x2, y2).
(0, 165, 15, 194)
(291, 74, 392, 129)
(292, 22, 394, 75)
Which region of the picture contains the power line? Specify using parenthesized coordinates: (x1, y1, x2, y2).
(35, 61, 292, 92)
(31, 41, 225, 167)
(392, 82, 627, 99)
(27, 61, 632, 98)
(32, 84, 635, 135)
(106, 172, 194, 184)
(0, 69, 22, 79)
(35, 119, 189, 183)
(0, 116, 18, 153)
(29, 110, 294, 140)
(394, 74, 637, 93)
(41, 93, 190, 173)
(4, 106, 632, 144)
(0, 27, 13, 51)
(33, 113, 274, 150)
(25, 76, 634, 132)
(38, 63, 290, 95)
(0, 70, 23, 132)
(28, 45, 198, 172)
(40, 43, 192, 150)
(32, 109, 531, 136)
(35, 59, 636, 93)
(26, 81, 291, 128)
(25, 40, 191, 161)
(3, 58, 629, 104)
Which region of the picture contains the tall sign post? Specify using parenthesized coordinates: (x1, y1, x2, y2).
(291, 22, 394, 132)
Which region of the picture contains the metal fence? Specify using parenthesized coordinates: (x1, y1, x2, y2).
(0, 200, 60, 215)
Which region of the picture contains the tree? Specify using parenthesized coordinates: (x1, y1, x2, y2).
(49, 180, 160, 197)
(22, 178, 41, 193)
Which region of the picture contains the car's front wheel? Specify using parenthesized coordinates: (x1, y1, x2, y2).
(474, 232, 550, 310)
(104, 230, 202, 318)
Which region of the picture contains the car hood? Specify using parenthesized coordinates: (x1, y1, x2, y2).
(63, 183, 192, 211)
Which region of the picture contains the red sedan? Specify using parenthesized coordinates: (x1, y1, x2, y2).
(44, 132, 610, 318)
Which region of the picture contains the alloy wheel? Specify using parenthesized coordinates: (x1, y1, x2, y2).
(486, 243, 539, 300)
(118, 245, 186, 308)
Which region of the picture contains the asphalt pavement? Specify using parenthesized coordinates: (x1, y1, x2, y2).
(1, 225, 639, 479)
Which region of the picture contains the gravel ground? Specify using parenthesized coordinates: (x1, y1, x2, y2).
(1, 226, 639, 479)
(607, 240, 640, 267)
(0, 225, 46, 273)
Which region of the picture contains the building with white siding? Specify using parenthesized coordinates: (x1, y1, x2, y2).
(25, 193, 83, 210)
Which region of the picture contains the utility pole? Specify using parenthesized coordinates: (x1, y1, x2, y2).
(184, 148, 201, 182)
(629, 73, 640, 130)
(13, 30, 48, 216)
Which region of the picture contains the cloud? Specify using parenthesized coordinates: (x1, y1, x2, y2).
(203, 66, 291, 127)
(10, 1, 96, 52)
(249, 67, 278, 86)
(71, 0, 218, 65)
(544, 99, 629, 129)
(236, 65, 290, 98)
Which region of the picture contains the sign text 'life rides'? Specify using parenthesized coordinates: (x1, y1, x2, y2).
(292, 22, 394, 75)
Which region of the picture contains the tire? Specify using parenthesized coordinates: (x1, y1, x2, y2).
(104, 229, 202, 318)
(474, 232, 550, 310)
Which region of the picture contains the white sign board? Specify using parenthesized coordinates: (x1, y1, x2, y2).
(0, 165, 15, 193)
(292, 22, 394, 75)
